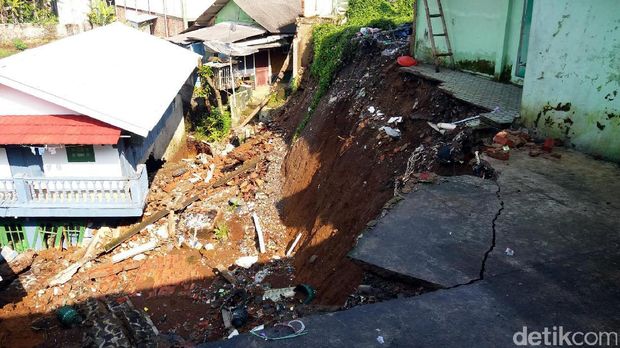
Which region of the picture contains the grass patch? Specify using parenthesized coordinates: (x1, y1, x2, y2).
(0, 47, 18, 59)
(293, 0, 414, 139)
(214, 223, 230, 242)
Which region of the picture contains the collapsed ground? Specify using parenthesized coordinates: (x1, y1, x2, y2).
(1, 31, 537, 346)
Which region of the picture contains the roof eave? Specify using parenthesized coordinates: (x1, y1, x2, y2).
(0, 76, 150, 137)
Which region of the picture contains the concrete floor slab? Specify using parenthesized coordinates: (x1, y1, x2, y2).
(401, 64, 522, 126)
(484, 150, 620, 278)
(349, 175, 500, 287)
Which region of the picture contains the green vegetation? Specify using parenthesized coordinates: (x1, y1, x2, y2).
(88, 0, 116, 26)
(12, 38, 27, 50)
(0, 0, 57, 24)
(293, 0, 414, 138)
(194, 65, 213, 99)
(192, 64, 232, 142)
(195, 108, 232, 143)
(213, 223, 230, 242)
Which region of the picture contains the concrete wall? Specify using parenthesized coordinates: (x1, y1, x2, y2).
(0, 84, 77, 115)
(0, 148, 12, 178)
(0, 23, 89, 44)
(414, 0, 524, 82)
(520, 0, 620, 162)
(41, 145, 123, 178)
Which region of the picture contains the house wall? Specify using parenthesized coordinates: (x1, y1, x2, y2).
(0, 84, 78, 115)
(115, 6, 186, 37)
(214, 1, 258, 26)
(41, 145, 123, 178)
(0, 148, 12, 178)
(414, 0, 525, 82)
(125, 93, 186, 166)
(520, 0, 620, 162)
(56, 0, 91, 25)
(303, 0, 334, 17)
(115, 0, 212, 21)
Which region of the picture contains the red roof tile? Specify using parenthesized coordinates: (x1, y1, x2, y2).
(0, 115, 121, 145)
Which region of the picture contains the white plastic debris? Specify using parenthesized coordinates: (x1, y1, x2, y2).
(254, 268, 271, 284)
(368, 106, 376, 113)
(205, 164, 216, 184)
(132, 254, 147, 261)
(189, 174, 202, 184)
(204, 243, 215, 251)
(427, 122, 446, 135)
(437, 122, 457, 130)
(377, 336, 385, 344)
(381, 48, 398, 56)
(379, 126, 401, 138)
(252, 212, 266, 253)
(505, 247, 515, 256)
(227, 329, 239, 339)
(387, 116, 403, 124)
(1, 246, 18, 263)
(262, 287, 296, 301)
(286, 233, 303, 257)
(250, 324, 265, 332)
(235, 255, 258, 269)
(155, 226, 169, 240)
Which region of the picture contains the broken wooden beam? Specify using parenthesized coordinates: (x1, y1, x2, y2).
(111, 240, 158, 263)
(210, 157, 261, 189)
(102, 195, 199, 253)
(81, 260, 144, 280)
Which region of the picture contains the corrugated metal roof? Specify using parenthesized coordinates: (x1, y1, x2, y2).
(0, 23, 200, 137)
(0, 115, 121, 145)
(190, 0, 301, 34)
(168, 22, 265, 45)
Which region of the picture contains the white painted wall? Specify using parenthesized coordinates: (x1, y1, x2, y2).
(304, 0, 337, 17)
(0, 148, 12, 178)
(42, 145, 123, 178)
(0, 84, 78, 115)
(116, 0, 214, 20)
(57, 0, 91, 25)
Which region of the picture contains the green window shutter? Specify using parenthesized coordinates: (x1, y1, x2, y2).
(66, 146, 96, 163)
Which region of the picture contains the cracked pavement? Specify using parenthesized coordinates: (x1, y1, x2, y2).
(208, 148, 620, 347)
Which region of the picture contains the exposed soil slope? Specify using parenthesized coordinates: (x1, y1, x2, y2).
(275, 43, 483, 305)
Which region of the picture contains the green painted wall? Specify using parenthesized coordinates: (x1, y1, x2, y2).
(414, 0, 525, 82)
(215, 1, 258, 26)
(520, 0, 620, 162)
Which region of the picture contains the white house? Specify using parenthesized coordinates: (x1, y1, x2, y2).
(0, 23, 200, 220)
(115, 0, 216, 36)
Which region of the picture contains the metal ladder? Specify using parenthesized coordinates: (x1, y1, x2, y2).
(422, 0, 455, 72)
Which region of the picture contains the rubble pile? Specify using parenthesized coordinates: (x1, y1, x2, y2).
(0, 122, 312, 345)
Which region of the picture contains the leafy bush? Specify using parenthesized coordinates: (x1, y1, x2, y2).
(88, 0, 116, 26)
(0, 0, 57, 24)
(195, 108, 232, 143)
(294, 0, 413, 138)
(12, 38, 27, 50)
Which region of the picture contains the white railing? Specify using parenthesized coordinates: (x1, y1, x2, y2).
(0, 179, 17, 203)
(0, 165, 148, 208)
(25, 178, 132, 204)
